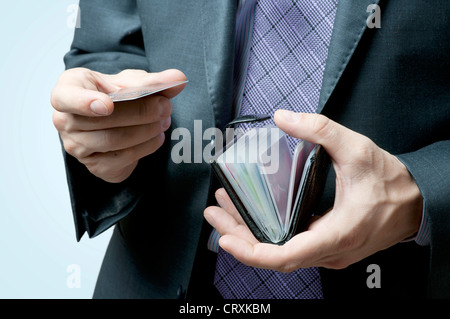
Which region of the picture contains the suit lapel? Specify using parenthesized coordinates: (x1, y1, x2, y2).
(200, 0, 238, 129)
(318, 0, 381, 113)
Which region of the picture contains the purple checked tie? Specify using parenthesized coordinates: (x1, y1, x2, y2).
(214, 0, 338, 299)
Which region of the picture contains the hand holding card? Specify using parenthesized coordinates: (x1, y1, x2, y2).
(51, 68, 187, 183)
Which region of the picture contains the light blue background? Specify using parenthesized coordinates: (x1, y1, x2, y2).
(0, 1, 112, 298)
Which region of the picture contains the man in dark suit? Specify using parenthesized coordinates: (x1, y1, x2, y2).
(51, 0, 449, 299)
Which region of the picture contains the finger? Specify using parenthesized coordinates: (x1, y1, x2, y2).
(203, 206, 239, 235)
(66, 119, 170, 159)
(274, 110, 370, 164)
(51, 69, 115, 117)
(204, 206, 258, 245)
(214, 188, 246, 226)
(106, 69, 187, 99)
(51, 68, 186, 118)
(307, 207, 333, 230)
(217, 234, 307, 271)
(220, 225, 336, 271)
(65, 95, 172, 131)
(80, 133, 166, 182)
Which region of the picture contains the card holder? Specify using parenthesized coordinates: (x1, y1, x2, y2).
(210, 115, 331, 244)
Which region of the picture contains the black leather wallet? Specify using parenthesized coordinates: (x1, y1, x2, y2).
(210, 115, 331, 244)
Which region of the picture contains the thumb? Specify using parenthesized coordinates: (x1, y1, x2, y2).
(51, 68, 187, 117)
(51, 68, 116, 117)
(274, 110, 369, 165)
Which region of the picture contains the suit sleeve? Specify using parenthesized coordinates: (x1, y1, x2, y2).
(397, 140, 450, 298)
(62, 0, 149, 241)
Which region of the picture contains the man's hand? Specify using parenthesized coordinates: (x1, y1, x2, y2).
(51, 68, 186, 183)
(204, 110, 423, 272)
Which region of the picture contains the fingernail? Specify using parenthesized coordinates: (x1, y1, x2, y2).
(278, 110, 301, 123)
(161, 117, 171, 130)
(216, 194, 228, 211)
(159, 97, 172, 117)
(204, 210, 216, 228)
(90, 100, 109, 115)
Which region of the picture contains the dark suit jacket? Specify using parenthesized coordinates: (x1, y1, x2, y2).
(62, 0, 450, 298)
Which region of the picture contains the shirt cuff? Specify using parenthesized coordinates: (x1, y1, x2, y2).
(402, 202, 430, 246)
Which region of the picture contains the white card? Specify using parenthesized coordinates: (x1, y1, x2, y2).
(108, 80, 188, 102)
